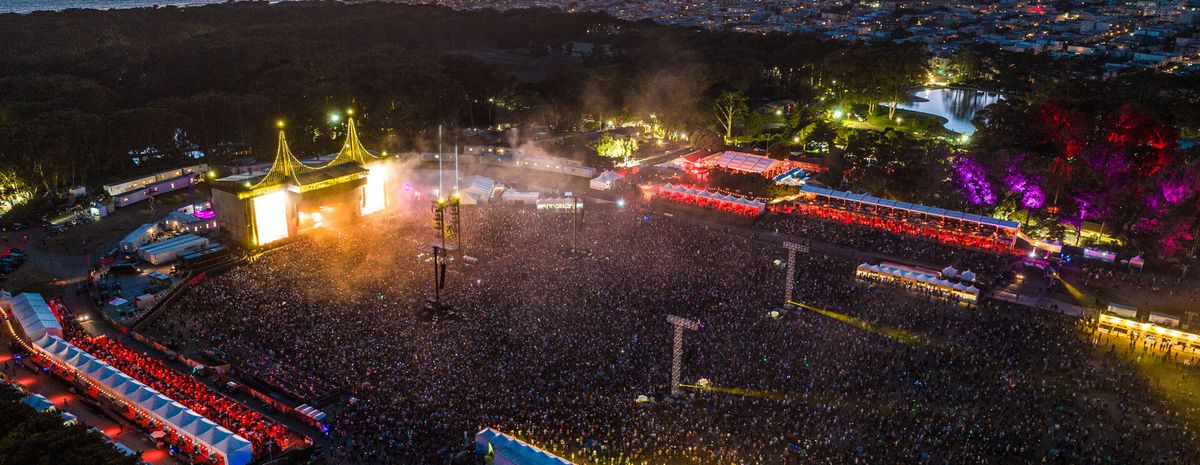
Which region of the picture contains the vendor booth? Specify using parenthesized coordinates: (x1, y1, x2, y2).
(857, 262, 980, 303)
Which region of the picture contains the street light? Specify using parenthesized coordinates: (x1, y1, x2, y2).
(832, 109, 844, 119)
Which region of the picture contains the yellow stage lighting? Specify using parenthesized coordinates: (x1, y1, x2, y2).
(360, 166, 388, 215)
(253, 189, 289, 246)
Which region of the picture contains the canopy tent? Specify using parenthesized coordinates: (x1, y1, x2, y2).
(799, 185, 1019, 232)
(658, 184, 766, 216)
(857, 263, 979, 303)
(771, 167, 810, 185)
(459, 175, 496, 204)
(589, 170, 625, 191)
(32, 335, 253, 465)
(536, 198, 581, 210)
(21, 394, 56, 413)
(4, 292, 63, 341)
(475, 428, 575, 465)
(710, 151, 780, 174)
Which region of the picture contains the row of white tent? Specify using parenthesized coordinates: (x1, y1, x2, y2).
(295, 404, 327, 423)
(659, 184, 767, 211)
(857, 263, 980, 297)
(32, 334, 254, 465)
(940, 266, 977, 283)
(1, 292, 63, 341)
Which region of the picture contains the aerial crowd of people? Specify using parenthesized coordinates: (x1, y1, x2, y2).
(139, 203, 1196, 465)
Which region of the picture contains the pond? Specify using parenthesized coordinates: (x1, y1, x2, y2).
(895, 87, 1004, 135)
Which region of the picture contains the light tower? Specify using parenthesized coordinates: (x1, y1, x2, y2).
(782, 241, 809, 308)
(430, 199, 449, 307)
(666, 314, 699, 396)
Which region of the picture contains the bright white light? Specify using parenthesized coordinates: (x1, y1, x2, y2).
(253, 190, 289, 246)
(361, 166, 388, 215)
(617, 198, 626, 208)
(1028, 249, 1038, 258)
(832, 109, 843, 119)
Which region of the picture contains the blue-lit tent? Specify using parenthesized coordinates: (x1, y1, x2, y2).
(21, 394, 56, 413)
(475, 428, 575, 465)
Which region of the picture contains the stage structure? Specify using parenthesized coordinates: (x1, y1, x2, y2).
(212, 115, 390, 247)
(666, 314, 699, 396)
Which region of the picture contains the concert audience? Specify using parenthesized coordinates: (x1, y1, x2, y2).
(141, 205, 1196, 465)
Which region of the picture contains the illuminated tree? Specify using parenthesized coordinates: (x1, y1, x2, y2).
(593, 131, 638, 159)
(713, 92, 747, 143)
(0, 167, 32, 217)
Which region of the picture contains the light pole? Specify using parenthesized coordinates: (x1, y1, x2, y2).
(666, 314, 699, 396)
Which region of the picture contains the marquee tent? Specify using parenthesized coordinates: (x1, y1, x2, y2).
(800, 185, 1019, 232)
(658, 184, 766, 216)
(4, 292, 63, 341)
(711, 151, 779, 174)
(32, 335, 252, 465)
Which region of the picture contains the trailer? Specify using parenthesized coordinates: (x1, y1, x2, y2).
(137, 234, 209, 265)
(119, 223, 158, 254)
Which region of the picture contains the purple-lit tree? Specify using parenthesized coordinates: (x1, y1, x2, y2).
(1001, 153, 1046, 210)
(950, 154, 996, 206)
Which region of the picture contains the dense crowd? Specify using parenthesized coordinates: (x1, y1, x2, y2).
(203, 339, 341, 405)
(143, 204, 1196, 465)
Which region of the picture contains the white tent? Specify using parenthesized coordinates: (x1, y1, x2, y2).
(459, 175, 496, 204)
(31, 335, 253, 465)
(589, 170, 624, 191)
(941, 266, 958, 278)
(501, 191, 540, 205)
(6, 293, 62, 341)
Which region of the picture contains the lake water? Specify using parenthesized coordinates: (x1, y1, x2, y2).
(895, 88, 1004, 135)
